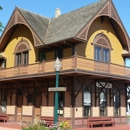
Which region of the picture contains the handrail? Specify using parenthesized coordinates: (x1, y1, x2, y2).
(0, 55, 129, 79)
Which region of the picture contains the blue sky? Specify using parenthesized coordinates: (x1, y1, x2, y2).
(0, 0, 130, 65)
(1, 0, 130, 36)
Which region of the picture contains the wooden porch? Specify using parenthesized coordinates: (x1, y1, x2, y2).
(0, 55, 130, 79)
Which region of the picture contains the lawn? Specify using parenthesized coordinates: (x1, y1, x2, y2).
(127, 115, 130, 118)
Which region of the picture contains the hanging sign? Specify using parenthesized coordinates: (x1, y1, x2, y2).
(48, 87, 66, 92)
(96, 82, 112, 88)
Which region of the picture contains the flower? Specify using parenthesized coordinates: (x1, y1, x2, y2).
(21, 119, 72, 130)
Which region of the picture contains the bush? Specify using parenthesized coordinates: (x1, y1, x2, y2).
(21, 119, 72, 130)
(21, 119, 48, 130)
(49, 121, 72, 130)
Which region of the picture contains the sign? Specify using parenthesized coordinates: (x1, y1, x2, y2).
(96, 82, 112, 88)
(48, 87, 66, 92)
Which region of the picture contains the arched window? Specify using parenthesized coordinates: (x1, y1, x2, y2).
(94, 33, 111, 63)
(93, 34, 111, 116)
(14, 39, 30, 66)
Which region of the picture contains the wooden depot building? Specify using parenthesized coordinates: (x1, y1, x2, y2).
(0, 0, 130, 128)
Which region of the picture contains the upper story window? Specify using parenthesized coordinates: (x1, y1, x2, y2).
(39, 50, 46, 62)
(94, 33, 111, 63)
(14, 39, 30, 66)
(55, 48, 63, 59)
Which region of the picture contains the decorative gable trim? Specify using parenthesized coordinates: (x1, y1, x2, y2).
(98, 0, 120, 22)
(99, 5, 109, 15)
(14, 38, 30, 53)
(6, 9, 26, 30)
(76, 0, 130, 52)
(93, 33, 112, 49)
(110, 3, 120, 22)
(77, 26, 89, 40)
(0, 7, 44, 50)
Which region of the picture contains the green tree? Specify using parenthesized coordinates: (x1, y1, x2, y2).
(0, 6, 4, 32)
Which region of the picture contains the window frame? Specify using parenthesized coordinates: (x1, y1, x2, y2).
(15, 51, 29, 66)
(14, 39, 30, 66)
(94, 45, 110, 63)
(83, 86, 92, 117)
(38, 50, 46, 62)
(93, 33, 111, 63)
(55, 47, 63, 59)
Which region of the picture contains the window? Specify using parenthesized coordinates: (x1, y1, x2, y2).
(1, 90, 7, 113)
(0, 59, 6, 68)
(58, 92, 64, 116)
(28, 94, 33, 103)
(94, 46, 109, 62)
(39, 51, 46, 62)
(95, 46, 101, 61)
(94, 33, 111, 63)
(16, 51, 28, 66)
(23, 52, 28, 65)
(16, 53, 21, 66)
(114, 90, 120, 116)
(14, 39, 30, 66)
(99, 89, 107, 116)
(83, 87, 91, 116)
(55, 48, 63, 59)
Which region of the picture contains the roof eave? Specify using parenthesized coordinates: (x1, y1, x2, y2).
(34, 37, 87, 48)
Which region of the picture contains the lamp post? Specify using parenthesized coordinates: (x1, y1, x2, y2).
(54, 57, 61, 124)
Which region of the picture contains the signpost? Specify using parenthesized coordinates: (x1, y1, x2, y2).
(96, 82, 112, 88)
(48, 87, 66, 92)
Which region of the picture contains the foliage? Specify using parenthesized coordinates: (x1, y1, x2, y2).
(127, 115, 130, 118)
(0, 6, 2, 10)
(21, 119, 72, 130)
(59, 121, 72, 130)
(21, 119, 48, 130)
(49, 121, 72, 130)
(0, 5, 4, 32)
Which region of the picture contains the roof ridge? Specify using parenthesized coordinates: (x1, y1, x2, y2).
(53, 0, 107, 19)
(44, 18, 51, 43)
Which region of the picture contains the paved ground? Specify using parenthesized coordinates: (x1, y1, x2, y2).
(0, 122, 130, 130)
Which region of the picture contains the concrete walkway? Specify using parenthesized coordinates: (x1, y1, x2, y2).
(0, 122, 130, 130)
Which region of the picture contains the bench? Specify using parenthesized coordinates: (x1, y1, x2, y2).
(0, 114, 9, 122)
(87, 117, 115, 128)
(40, 116, 68, 126)
(41, 116, 54, 126)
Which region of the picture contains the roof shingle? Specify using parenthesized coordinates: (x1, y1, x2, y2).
(17, 0, 108, 44)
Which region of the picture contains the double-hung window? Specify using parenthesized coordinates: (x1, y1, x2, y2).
(16, 51, 28, 66)
(15, 39, 30, 66)
(94, 46, 110, 62)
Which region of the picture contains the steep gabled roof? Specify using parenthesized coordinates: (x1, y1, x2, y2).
(46, 0, 107, 44)
(17, 8, 50, 43)
(2, 0, 129, 50)
(16, 0, 107, 45)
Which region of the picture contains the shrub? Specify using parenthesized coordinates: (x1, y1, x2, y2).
(21, 119, 48, 130)
(48, 121, 72, 130)
(21, 119, 72, 130)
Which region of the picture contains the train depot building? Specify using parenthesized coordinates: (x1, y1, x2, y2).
(0, 0, 130, 128)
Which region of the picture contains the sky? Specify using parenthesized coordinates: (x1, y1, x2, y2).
(0, 0, 130, 35)
(0, 0, 130, 65)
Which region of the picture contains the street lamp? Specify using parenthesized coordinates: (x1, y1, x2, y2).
(54, 57, 61, 124)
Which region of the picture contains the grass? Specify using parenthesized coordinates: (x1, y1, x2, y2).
(127, 115, 130, 118)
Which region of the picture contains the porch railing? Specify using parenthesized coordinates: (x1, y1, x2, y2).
(0, 55, 130, 79)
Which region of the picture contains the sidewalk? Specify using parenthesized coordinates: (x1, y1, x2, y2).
(0, 122, 21, 130)
(0, 122, 130, 130)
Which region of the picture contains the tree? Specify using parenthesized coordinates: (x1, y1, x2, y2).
(0, 6, 4, 32)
